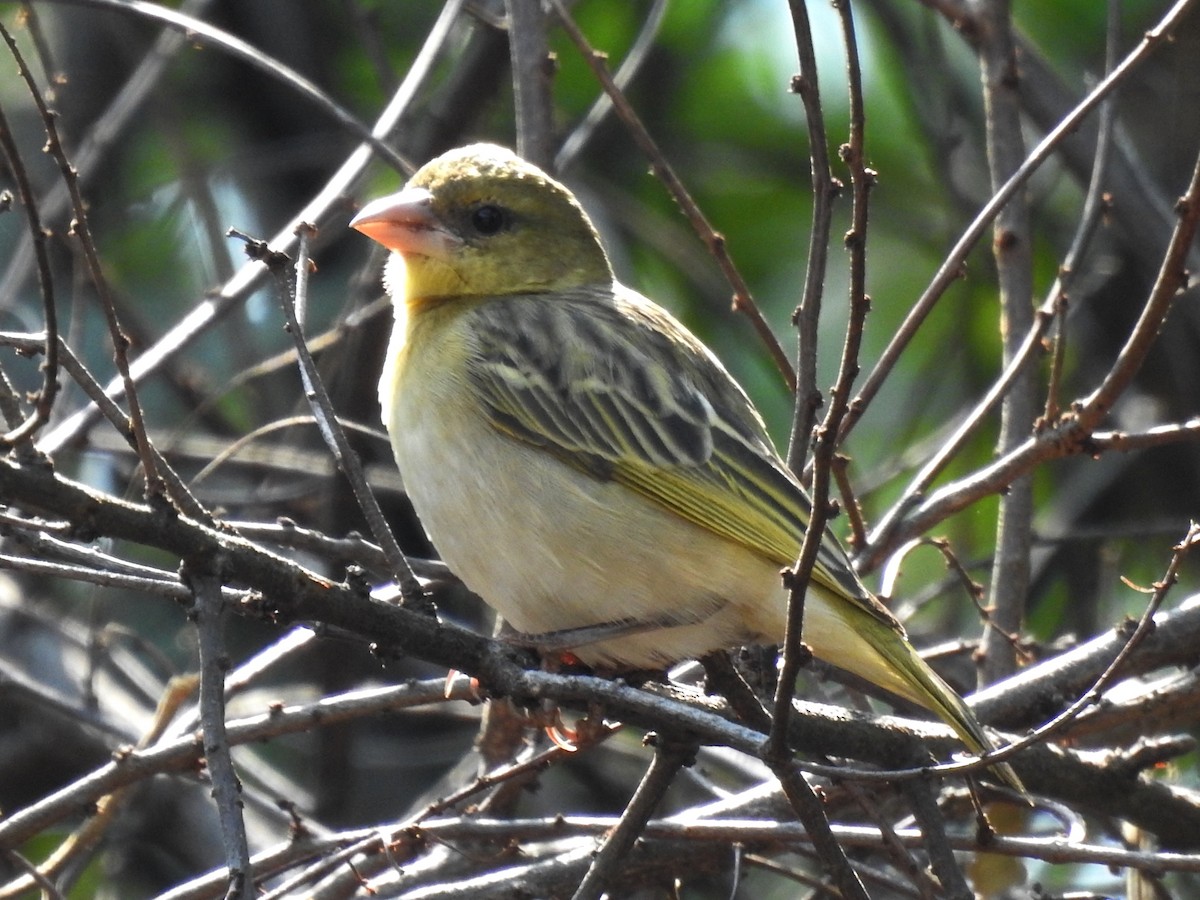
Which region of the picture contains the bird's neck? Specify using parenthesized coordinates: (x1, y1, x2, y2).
(385, 252, 471, 312)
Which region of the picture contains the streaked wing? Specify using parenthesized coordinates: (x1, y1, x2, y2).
(472, 288, 716, 472)
(466, 286, 896, 627)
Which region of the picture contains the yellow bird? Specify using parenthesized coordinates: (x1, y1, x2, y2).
(352, 143, 1021, 792)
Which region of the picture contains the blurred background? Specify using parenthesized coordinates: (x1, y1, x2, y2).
(0, 1, 1198, 896)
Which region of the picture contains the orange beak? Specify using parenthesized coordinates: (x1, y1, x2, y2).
(349, 188, 461, 258)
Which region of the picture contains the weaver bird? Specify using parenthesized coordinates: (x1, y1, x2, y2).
(352, 143, 1021, 792)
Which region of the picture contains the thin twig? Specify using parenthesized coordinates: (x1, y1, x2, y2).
(764, 18, 876, 893)
(570, 738, 696, 900)
(0, 551, 248, 604)
(471, 642, 540, 815)
(550, 0, 796, 392)
(784, 0, 839, 471)
(742, 853, 858, 898)
(837, 0, 1199, 449)
(871, 139, 1200, 558)
(840, 781, 937, 899)
(765, 761, 870, 900)
(915, 522, 1200, 784)
(831, 453, 868, 550)
(555, 0, 669, 172)
(0, 25, 59, 447)
(423, 720, 620, 822)
(866, 302, 1055, 554)
(188, 568, 254, 900)
(395, 813, 1200, 874)
(236, 226, 426, 607)
(188, 414, 382, 488)
(1090, 419, 1200, 453)
(768, 5, 876, 863)
(160, 293, 391, 444)
(4, 22, 168, 504)
(0, 349, 25, 431)
(700, 651, 770, 732)
(770, 0, 873, 775)
(37, 0, 465, 454)
(899, 778, 973, 899)
(1043, 0, 1121, 422)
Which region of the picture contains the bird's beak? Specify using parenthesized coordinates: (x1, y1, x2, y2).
(350, 188, 462, 258)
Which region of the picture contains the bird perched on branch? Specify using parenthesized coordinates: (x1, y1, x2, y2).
(351, 143, 1022, 793)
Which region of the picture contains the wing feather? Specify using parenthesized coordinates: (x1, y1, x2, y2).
(466, 285, 898, 629)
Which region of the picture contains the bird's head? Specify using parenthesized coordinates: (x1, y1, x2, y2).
(351, 144, 613, 306)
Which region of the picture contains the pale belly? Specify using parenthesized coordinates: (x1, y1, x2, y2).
(381, 307, 904, 682)
(388, 380, 879, 674)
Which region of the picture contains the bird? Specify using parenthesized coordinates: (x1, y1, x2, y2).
(351, 142, 1022, 792)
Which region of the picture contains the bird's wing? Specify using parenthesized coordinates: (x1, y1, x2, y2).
(466, 287, 900, 629)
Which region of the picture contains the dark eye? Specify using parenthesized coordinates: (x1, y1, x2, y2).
(470, 204, 507, 236)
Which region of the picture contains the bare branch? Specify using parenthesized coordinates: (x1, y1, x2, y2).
(551, 0, 797, 392)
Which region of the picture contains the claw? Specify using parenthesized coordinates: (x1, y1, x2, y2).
(546, 721, 580, 751)
(531, 704, 577, 750)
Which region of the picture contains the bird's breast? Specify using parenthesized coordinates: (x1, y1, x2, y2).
(381, 307, 783, 669)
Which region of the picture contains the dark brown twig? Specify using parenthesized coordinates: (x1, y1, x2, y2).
(188, 568, 254, 900)
(0, 25, 59, 447)
(770, 0, 873, 771)
(869, 138, 1200, 560)
(898, 778, 974, 900)
(2, 21, 167, 503)
(555, 0, 669, 172)
(831, 453, 868, 550)
(570, 737, 695, 900)
(36, 0, 463, 453)
(550, 0, 796, 392)
(763, 9, 875, 896)
(837, 0, 1198, 450)
(784, 0, 839, 471)
(701, 645, 869, 892)
(236, 226, 426, 608)
(772, 760, 870, 900)
(839, 780, 937, 899)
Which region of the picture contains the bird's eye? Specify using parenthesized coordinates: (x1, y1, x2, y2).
(470, 204, 507, 236)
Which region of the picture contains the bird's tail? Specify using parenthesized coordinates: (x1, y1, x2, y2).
(869, 629, 1027, 797)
